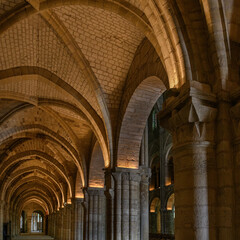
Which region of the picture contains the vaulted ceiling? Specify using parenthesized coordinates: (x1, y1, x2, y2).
(0, 0, 238, 215)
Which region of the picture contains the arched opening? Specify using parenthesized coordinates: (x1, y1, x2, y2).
(166, 193, 175, 235)
(150, 157, 160, 191)
(148, 94, 174, 239)
(150, 197, 161, 234)
(31, 211, 44, 233)
(165, 150, 174, 186)
(20, 211, 27, 233)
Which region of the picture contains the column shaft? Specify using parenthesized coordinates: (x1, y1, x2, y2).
(159, 84, 218, 240)
(216, 99, 234, 239)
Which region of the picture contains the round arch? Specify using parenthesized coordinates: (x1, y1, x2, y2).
(150, 197, 161, 234)
(117, 76, 166, 169)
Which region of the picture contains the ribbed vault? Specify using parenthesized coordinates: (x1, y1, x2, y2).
(0, 0, 236, 239)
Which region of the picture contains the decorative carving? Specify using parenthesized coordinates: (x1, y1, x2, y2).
(129, 172, 141, 182)
(122, 172, 130, 181)
(86, 187, 105, 196)
(159, 83, 217, 145)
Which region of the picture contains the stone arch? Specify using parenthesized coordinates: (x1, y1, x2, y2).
(0, 67, 109, 168)
(8, 177, 60, 210)
(117, 76, 166, 168)
(16, 190, 55, 214)
(20, 198, 49, 216)
(0, 125, 86, 186)
(0, 0, 187, 88)
(150, 197, 161, 234)
(17, 193, 53, 215)
(89, 141, 105, 188)
(1, 166, 65, 204)
(165, 192, 175, 235)
(166, 193, 175, 211)
(0, 150, 73, 201)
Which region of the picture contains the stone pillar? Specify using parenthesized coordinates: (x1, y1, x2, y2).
(72, 199, 84, 240)
(0, 201, 5, 240)
(62, 206, 71, 240)
(230, 97, 240, 239)
(215, 92, 234, 239)
(105, 170, 114, 240)
(112, 168, 141, 240)
(66, 204, 72, 240)
(139, 167, 151, 240)
(43, 215, 46, 235)
(82, 196, 88, 240)
(27, 215, 32, 233)
(55, 210, 61, 240)
(58, 208, 64, 240)
(52, 212, 56, 238)
(84, 188, 105, 240)
(11, 211, 17, 237)
(16, 212, 21, 235)
(48, 214, 51, 236)
(159, 82, 217, 240)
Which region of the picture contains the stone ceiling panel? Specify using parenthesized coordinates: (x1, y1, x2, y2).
(53, 5, 144, 109)
(0, 75, 77, 104)
(0, 13, 101, 115)
(0, 0, 24, 19)
(0, 106, 73, 145)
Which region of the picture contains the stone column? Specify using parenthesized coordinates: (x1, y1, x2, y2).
(105, 170, 114, 240)
(82, 195, 88, 240)
(48, 214, 51, 236)
(62, 205, 71, 240)
(0, 201, 5, 240)
(230, 97, 240, 239)
(72, 199, 84, 240)
(112, 168, 141, 240)
(43, 215, 46, 235)
(139, 167, 151, 240)
(159, 82, 217, 240)
(27, 215, 32, 233)
(58, 208, 64, 240)
(66, 204, 72, 240)
(52, 212, 56, 238)
(84, 188, 105, 240)
(55, 210, 61, 240)
(215, 92, 234, 240)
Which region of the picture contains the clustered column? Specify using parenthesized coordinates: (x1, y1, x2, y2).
(84, 188, 106, 240)
(48, 199, 84, 240)
(140, 167, 151, 240)
(71, 199, 84, 240)
(112, 168, 147, 240)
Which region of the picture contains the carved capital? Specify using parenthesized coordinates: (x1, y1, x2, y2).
(159, 82, 217, 144)
(139, 166, 151, 184)
(129, 172, 141, 182)
(85, 187, 105, 196)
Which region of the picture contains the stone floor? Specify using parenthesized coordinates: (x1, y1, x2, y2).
(13, 234, 54, 240)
